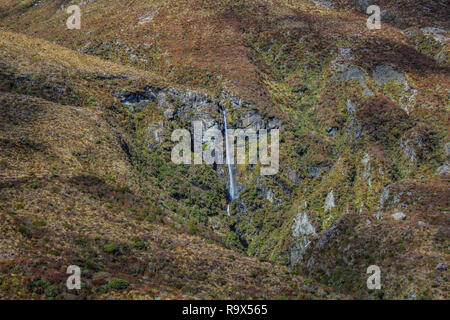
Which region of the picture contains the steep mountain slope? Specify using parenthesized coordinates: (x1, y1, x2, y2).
(0, 0, 449, 299)
(0, 30, 340, 299)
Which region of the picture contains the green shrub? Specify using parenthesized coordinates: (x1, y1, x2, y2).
(249, 270, 258, 278)
(44, 285, 56, 298)
(33, 279, 55, 297)
(32, 220, 46, 227)
(107, 278, 129, 290)
(103, 244, 119, 253)
(18, 226, 30, 237)
(133, 239, 146, 250)
(187, 220, 200, 235)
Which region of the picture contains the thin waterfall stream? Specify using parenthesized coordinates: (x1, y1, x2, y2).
(222, 110, 238, 216)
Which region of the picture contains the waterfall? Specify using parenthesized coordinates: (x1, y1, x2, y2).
(223, 110, 237, 216)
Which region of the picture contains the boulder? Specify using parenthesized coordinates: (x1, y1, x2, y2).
(436, 262, 447, 271)
(392, 212, 407, 220)
(372, 64, 408, 88)
(437, 162, 450, 175)
(418, 221, 427, 227)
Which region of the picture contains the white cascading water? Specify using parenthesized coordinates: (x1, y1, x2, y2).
(223, 110, 237, 216)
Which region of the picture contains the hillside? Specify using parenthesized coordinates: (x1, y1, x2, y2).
(0, 0, 449, 299)
(0, 30, 341, 299)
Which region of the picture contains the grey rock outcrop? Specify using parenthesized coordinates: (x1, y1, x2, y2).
(399, 131, 426, 166)
(436, 262, 447, 271)
(392, 211, 407, 220)
(326, 126, 338, 137)
(372, 64, 408, 89)
(436, 163, 449, 175)
(219, 89, 252, 109)
(163, 108, 174, 119)
(420, 27, 449, 44)
(147, 121, 164, 149)
(316, 224, 338, 250)
(267, 117, 282, 129)
(361, 152, 372, 187)
(332, 48, 373, 95)
(324, 190, 335, 212)
(372, 65, 417, 113)
(312, 0, 334, 10)
(338, 66, 373, 96)
(346, 99, 356, 114)
(138, 6, 162, 25)
(346, 117, 364, 141)
(351, 0, 372, 12)
(309, 165, 330, 177)
(437, 142, 450, 175)
(290, 211, 317, 265)
(287, 167, 301, 184)
(239, 109, 265, 130)
(380, 185, 390, 209)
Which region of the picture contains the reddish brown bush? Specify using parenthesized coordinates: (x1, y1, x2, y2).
(357, 96, 411, 147)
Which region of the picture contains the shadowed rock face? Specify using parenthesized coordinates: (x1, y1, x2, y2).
(239, 110, 265, 130)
